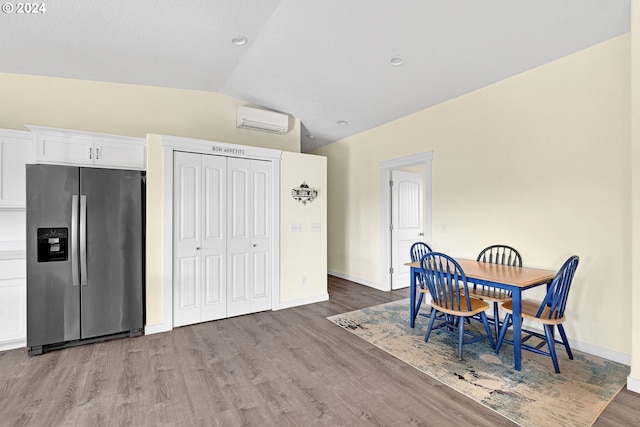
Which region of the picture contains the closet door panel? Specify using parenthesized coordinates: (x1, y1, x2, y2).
(252, 252, 268, 297)
(173, 152, 203, 327)
(177, 165, 199, 241)
(229, 166, 249, 239)
(230, 253, 248, 300)
(201, 155, 227, 321)
(253, 167, 269, 238)
(203, 254, 223, 304)
(177, 257, 199, 310)
(249, 160, 271, 311)
(227, 157, 252, 316)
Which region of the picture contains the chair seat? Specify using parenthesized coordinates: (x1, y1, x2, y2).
(422, 291, 490, 316)
(502, 300, 566, 325)
(465, 287, 511, 303)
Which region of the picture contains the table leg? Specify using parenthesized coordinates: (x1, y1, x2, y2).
(512, 288, 522, 371)
(410, 267, 416, 328)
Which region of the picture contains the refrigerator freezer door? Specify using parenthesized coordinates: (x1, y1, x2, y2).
(26, 165, 81, 347)
(80, 168, 144, 339)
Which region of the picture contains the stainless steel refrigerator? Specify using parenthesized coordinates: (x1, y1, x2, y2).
(26, 164, 144, 355)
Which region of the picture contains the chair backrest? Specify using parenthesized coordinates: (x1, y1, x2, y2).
(536, 255, 580, 320)
(420, 252, 472, 312)
(410, 242, 433, 262)
(477, 244, 522, 267)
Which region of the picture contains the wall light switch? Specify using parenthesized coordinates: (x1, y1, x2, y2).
(310, 223, 321, 232)
(290, 223, 302, 233)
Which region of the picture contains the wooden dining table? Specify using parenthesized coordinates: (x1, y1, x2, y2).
(405, 258, 556, 371)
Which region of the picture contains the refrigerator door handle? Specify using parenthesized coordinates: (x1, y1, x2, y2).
(80, 195, 88, 287)
(71, 195, 80, 287)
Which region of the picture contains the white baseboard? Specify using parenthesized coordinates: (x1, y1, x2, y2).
(627, 375, 640, 394)
(0, 339, 25, 352)
(145, 322, 172, 335)
(328, 270, 387, 291)
(569, 339, 630, 366)
(277, 293, 329, 310)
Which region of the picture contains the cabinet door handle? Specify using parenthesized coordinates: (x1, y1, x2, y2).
(89, 147, 92, 159)
(96, 148, 100, 160)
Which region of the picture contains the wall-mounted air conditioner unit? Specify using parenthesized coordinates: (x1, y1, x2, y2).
(236, 106, 289, 134)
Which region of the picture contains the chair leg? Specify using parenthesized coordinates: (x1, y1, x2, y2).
(480, 312, 495, 349)
(458, 316, 465, 360)
(492, 302, 500, 341)
(414, 292, 424, 322)
(544, 325, 561, 374)
(557, 324, 574, 360)
(424, 308, 437, 343)
(495, 313, 511, 354)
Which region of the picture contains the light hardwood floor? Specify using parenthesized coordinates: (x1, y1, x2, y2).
(0, 276, 638, 426)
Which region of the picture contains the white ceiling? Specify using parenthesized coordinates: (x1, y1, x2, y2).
(1, 1, 630, 152)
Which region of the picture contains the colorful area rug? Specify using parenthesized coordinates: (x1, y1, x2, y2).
(327, 299, 629, 427)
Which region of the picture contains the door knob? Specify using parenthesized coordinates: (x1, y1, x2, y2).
(196, 247, 201, 250)
(418, 233, 424, 236)
(253, 244, 257, 247)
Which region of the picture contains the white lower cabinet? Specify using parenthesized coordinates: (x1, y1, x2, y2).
(173, 152, 272, 327)
(0, 256, 26, 350)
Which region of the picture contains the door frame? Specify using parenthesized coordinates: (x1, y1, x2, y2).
(160, 135, 281, 330)
(379, 151, 433, 291)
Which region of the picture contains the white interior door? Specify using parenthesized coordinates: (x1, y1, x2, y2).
(201, 154, 227, 322)
(227, 158, 272, 317)
(174, 153, 228, 326)
(173, 152, 203, 327)
(248, 159, 271, 313)
(391, 170, 424, 290)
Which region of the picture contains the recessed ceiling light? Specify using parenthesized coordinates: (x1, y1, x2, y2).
(337, 120, 348, 126)
(232, 36, 248, 46)
(389, 56, 405, 66)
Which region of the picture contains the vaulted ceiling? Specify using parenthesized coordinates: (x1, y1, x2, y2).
(1, 1, 630, 152)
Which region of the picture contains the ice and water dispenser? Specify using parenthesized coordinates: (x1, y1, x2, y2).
(37, 228, 68, 262)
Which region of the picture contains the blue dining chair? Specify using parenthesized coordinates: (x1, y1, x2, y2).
(419, 252, 495, 360)
(494, 255, 580, 373)
(467, 245, 522, 339)
(410, 242, 433, 323)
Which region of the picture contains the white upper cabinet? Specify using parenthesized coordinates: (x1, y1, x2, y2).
(0, 129, 34, 210)
(36, 133, 94, 166)
(93, 138, 146, 170)
(29, 126, 146, 170)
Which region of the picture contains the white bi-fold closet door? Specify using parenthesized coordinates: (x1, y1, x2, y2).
(173, 151, 272, 327)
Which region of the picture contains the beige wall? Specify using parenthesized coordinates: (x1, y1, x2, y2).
(315, 35, 631, 359)
(0, 72, 301, 152)
(145, 135, 164, 325)
(280, 152, 328, 303)
(631, 0, 640, 386)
